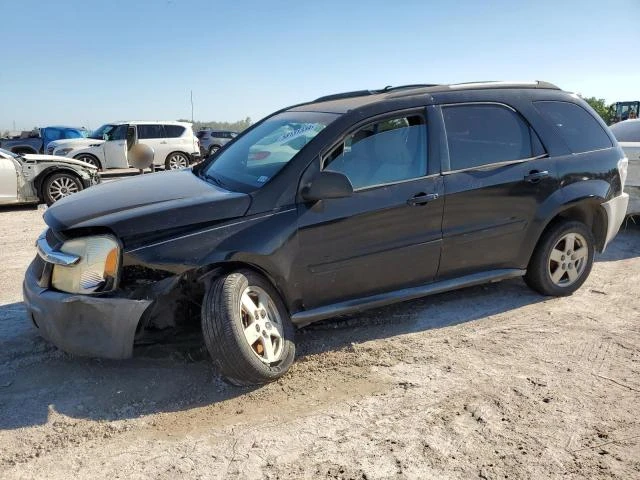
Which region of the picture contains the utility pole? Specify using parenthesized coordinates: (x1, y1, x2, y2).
(190, 90, 194, 123)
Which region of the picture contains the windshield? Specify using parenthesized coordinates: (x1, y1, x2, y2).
(65, 129, 88, 139)
(611, 121, 640, 143)
(89, 124, 117, 140)
(202, 111, 338, 192)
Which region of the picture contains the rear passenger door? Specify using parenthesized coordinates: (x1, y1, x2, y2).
(437, 103, 559, 278)
(137, 124, 167, 166)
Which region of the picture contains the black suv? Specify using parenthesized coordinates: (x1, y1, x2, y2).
(196, 129, 238, 157)
(24, 81, 629, 385)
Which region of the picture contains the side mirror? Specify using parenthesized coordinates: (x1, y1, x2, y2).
(301, 170, 353, 202)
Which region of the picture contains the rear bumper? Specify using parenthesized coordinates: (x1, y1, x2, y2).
(602, 192, 630, 249)
(22, 260, 151, 359)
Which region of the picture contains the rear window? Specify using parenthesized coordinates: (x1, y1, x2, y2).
(610, 121, 640, 143)
(442, 104, 535, 171)
(164, 125, 186, 138)
(534, 101, 613, 153)
(137, 124, 165, 139)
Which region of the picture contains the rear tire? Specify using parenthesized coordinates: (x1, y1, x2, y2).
(165, 152, 189, 170)
(208, 145, 220, 157)
(201, 270, 295, 386)
(524, 220, 595, 296)
(42, 172, 83, 206)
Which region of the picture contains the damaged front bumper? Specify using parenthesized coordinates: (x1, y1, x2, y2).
(23, 260, 151, 359)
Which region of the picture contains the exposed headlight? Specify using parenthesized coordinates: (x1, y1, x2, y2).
(55, 148, 74, 156)
(52, 235, 120, 294)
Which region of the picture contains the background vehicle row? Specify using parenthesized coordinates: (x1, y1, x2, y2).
(49, 121, 200, 170)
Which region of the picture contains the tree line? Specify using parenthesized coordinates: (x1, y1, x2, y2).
(177, 117, 253, 133)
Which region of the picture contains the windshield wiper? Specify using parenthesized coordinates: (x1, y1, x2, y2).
(203, 171, 229, 190)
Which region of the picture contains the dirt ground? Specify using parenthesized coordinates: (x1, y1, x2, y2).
(0, 206, 639, 480)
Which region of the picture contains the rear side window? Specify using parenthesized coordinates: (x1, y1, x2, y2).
(443, 104, 534, 170)
(164, 125, 186, 138)
(534, 101, 613, 153)
(137, 124, 165, 139)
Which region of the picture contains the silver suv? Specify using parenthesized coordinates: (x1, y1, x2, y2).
(196, 130, 238, 157)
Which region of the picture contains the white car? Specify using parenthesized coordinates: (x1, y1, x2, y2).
(610, 119, 640, 215)
(49, 121, 200, 170)
(0, 148, 99, 206)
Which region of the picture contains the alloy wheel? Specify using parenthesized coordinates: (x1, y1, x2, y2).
(48, 176, 79, 202)
(77, 156, 100, 168)
(548, 232, 588, 287)
(168, 154, 188, 169)
(239, 286, 284, 364)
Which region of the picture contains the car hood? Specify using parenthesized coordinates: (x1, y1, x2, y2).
(49, 138, 104, 149)
(44, 169, 252, 240)
(22, 153, 98, 170)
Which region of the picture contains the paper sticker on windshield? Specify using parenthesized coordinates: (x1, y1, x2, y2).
(257, 176, 269, 183)
(275, 124, 319, 144)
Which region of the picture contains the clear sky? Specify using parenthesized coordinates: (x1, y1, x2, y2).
(1, 0, 639, 131)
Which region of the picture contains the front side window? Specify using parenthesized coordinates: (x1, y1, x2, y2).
(164, 125, 186, 138)
(610, 121, 640, 143)
(534, 101, 613, 153)
(137, 124, 165, 139)
(89, 124, 114, 140)
(105, 125, 128, 141)
(202, 111, 338, 192)
(324, 115, 427, 189)
(443, 104, 534, 171)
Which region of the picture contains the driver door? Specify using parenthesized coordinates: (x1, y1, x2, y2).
(0, 155, 18, 203)
(102, 124, 130, 169)
(296, 111, 444, 309)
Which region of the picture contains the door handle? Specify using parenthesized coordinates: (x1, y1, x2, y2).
(407, 192, 439, 206)
(524, 170, 550, 183)
(160, 141, 168, 144)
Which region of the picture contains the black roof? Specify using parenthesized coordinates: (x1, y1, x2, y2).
(290, 81, 561, 114)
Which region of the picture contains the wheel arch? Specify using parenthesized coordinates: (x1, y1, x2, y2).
(34, 167, 83, 201)
(12, 146, 38, 155)
(532, 197, 608, 260)
(73, 152, 102, 170)
(196, 260, 290, 309)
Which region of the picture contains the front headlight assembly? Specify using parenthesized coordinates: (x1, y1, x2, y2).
(51, 235, 120, 294)
(55, 147, 74, 156)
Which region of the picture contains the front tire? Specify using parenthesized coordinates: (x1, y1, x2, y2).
(42, 172, 83, 205)
(201, 270, 295, 386)
(525, 220, 595, 296)
(73, 154, 102, 170)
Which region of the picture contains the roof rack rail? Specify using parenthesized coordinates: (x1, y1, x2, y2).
(382, 84, 440, 92)
(313, 90, 377, 102)
(447, 80, 560, 90)
(313, 84, 441, 103)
